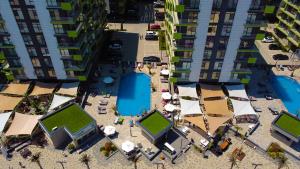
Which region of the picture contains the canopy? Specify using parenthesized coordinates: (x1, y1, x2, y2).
(225, 85, 249, 100)
(0, 83, 30, 96)
(179, 98, 203, 116)
(5, 113, 42, 136)
(103, 76, 114, 84)
(164, 103, 179, 112)
(49, 94, 74, 111)
(104, 125, 116, 136)
(0, 112, 12, 133)
(231, 99, 258, 118)
(161, 92, 172, 100)
(160, 69, 169, 75)
(203, 99, 232, 117)
(122, 140, 135, 153)
(177, 84, 198, 98)
(56, 82, 79, 97)
(0, 95, 23, 112)
(30, 82, 57, 96)
(184, 116, 206, 132)
(200, 84, 225, 99)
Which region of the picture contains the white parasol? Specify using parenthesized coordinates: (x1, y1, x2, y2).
(104, 126, 116, 136)
(160, 69, 169, 75)
(161, 92, 172, 100)
(164, 103, 178, 112)
(122, 140, 135, 153)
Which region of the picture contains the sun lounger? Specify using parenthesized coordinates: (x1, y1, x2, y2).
(98, 109, 107, 114)
(249, 96, 257, 101)
(200, 139, 209, 147)
(265, 95, 273, 100)
(253, 106, 262, 112)
(99, 99, 108, 105)
(114, 117, 119, 124)
(98, 106, 106, 111)
(104, 93, 111, 98)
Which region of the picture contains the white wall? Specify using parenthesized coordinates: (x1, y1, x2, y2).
(219, 0, 252, 82)
(188, 0, 213, 82)
(33, 0, 67, 79)
(0, 0, 37, 79)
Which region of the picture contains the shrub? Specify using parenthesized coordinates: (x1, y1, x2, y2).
(67, 143, 75, 151)
(100, 147, 105, 152)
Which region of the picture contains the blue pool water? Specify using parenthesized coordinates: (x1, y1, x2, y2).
(117, 73, 151, 116)
(271, 76, 300, 115)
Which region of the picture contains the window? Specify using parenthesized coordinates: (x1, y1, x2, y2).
(36, 35, 46, 45)
(0, 24, 7, 33)
(27, 47, 37, 56)
(205, 38, 214, 48)
(41, 48, 50, 56)
(25, 0, 34, 5)
(221, 26, 232, 36)
(32, 23, 42, 32)
(10, 0, 19, 5)
(22, 35, 33, 45)
(247, 13, 256, 23)
(44, 58, 53, 67)
(213, 0, 222, 9)
(17, 22, 29, 32)
(219, 38, 228, 48)
(200, 72, 207, 79)
(35, 68, 45, 77)
(183, 52, 192, 58)
(2, 36, 12, 45)
(214, 62, 223, 70)
(201, 61, 210, 70)
(48, 70, 56, 77)
(53, 24, 64, 34)
(60, 49, 70, 57)
(186, 26, 196, 35)
(203, 50, 212, 59)
(210, 12, 220, 23)
(47, 0, 57, 7)
(216, 50, 225, 59)
(228, 0, 238, 9)
(212, 72, 220, 79)
(66, 71, 75, 77)
(224, 12, 235, 23)
(236, 63, 241, 70)
(28, 9, 38, 20)
(207, 26, 217, 36)
(243, 27, 253, 36)
(188, 12, 198, 23)
(12, 70, 25, 76)
(240, 41, 251, 48)
(13, 8, 24, 19)
(182, 62, 191, 69)
(31, 58, 41, 67)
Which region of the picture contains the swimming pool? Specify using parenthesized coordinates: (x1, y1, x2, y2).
(117, 73, 151, 116)
(271, 76, 300, 115)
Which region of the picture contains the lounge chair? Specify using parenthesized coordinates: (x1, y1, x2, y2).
(98, 109, 107, 114)
(104, 93, 111, 98)
(249, 96, 257, 101)
(114, 117, 119, 124)
(253, 106, 262, 112)
(99, 99, 108, 105)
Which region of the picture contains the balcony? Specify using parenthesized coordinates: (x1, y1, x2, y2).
(51, 17, 76, 25)
(0, 42, 14, 49)
(245, 20, 267, 27)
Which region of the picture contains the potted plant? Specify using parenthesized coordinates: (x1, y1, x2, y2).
(67, 143, 75, 153)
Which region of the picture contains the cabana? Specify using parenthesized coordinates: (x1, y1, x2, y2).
(179, 98, 203, 117)
(0, 112, 12, 133)
(48, 94, 74, 111)
(200, 84, 225, 99)
(5, 113, 42, 136)
(0, 83, 30, 96)
(29, 82, 57, 96)
(56, 82, 79, 97)
(203, 99, 232, 117)
(231, 99, 258, 123)
(177, 84, 198, 99)
(225, 85, 249, 100)
(0, 95, 23, 112)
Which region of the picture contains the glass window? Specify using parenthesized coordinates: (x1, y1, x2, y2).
(17, 22, 29, 32)
(203, 50, 212, 59)
(214, 62, 223, 70)
(207, 26, 217, 36)
(46, 0, 57, 6)
(28, 9, 38, 20)
(13, 8, 24, 19)
(35, 68, 45, 77)
(201, 61, 210, 70)
(186, 26, 196, 35)
(243, 27, 253, 36)
(210, 12, 220, 23)
(31, 58, 41, 67)
(205, 38, 214, 48)
(36, 35, 46, 45)
(224, 12, 235, 23)
(25, 0, 34, 5)
(10, 0, 19, 5)
(60, 49, 70, 57)
(27, 47, 37, 56)
(216, 50, 225, 59)
(22, 35, 33, 45)
(41, 47, 50, 56)
(44, 58, 53, 67)
(32, 23, 42, 32)
(48, 69, 56, 77)
(212, 72, 220, 79)
(221, 26, 232, 36)
(53, 24, 64, 34)
(200, 72, 207, 79)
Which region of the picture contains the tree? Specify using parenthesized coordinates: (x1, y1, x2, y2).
(30, 152, 43, 169)
(228, 153, 238, 169)
(132, 154, 141, 169)
(277, 154, 288, 169)
(80, 154, 91, 169)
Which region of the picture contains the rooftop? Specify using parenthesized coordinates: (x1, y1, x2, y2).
(274, 113, 300, 137)
(41, 104, 94, 134)
(140, 111, 171, 136)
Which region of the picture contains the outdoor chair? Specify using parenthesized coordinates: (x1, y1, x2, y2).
(99, 100, 108, 105)
(114, 117, 119, 124)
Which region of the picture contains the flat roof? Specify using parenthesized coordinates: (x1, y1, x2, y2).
(140, 111, 171, 136)
(41, 104, 94, 134)
(275, 113, 300, 137)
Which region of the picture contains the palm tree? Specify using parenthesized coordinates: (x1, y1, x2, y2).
(146, 64, 152, 75)
(80, 154, 91, 169)
(228, 153, 238, 169)
(132, 155, 141, 169)
(30, 152, 43, 169)
(277, 155, 288, 169)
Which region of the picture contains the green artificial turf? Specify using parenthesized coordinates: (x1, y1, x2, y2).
(42, 104, 93, 134)
(140, 111, 170, 135)
(275, 114, 300, 137)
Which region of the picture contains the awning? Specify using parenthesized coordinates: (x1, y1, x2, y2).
(225, 85, 249, 100)
(160, 69, 169, 75)
(56, 82, 79, 97)
(0, 95, 23, 112)
(30, 82, 57, 96)
(184, 116, 206, 132)
(161, 92, 172, 100)
(103, 76, 114, 84)
(231, 99, 258, 118)
(177, 84, 198, 98)
(164, 103, 179, 112)
(5, 113, 42, 136)
(122, 140, 135, 153)
(200, 84, 225, 99)
(0, 112, 12, 133)
(104, 126, 116, 136)
(203, 99, 232, 117)
(49, 94, 74, 111)
(179, 98, 203, 116)
(0, 83, 30, 96)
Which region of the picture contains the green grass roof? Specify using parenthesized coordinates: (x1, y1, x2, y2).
(275, 114, 300, 137)
(140, 111, 171, 136)
(42, 104, 94, 134)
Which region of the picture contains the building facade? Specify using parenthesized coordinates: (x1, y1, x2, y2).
(0, 0, 106, 81)
(272, 0, 300, 52)
(165, 0, 269, 84)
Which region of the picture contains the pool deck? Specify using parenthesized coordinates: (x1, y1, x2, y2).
(84, 64, 169, 159)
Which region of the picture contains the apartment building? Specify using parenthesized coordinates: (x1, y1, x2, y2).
(0, 0, 106, 81)
(272, 0, 300, 52)
(165, 0, 270, 84)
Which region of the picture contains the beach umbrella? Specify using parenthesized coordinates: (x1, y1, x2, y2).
(161, 92, 172, 100)
(103, 76, 114, 84)
(122, 140, 135, 153)
(104, 126, 116, 136)
(164, 103, 178, 112)
(160, 69, 169, 75)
